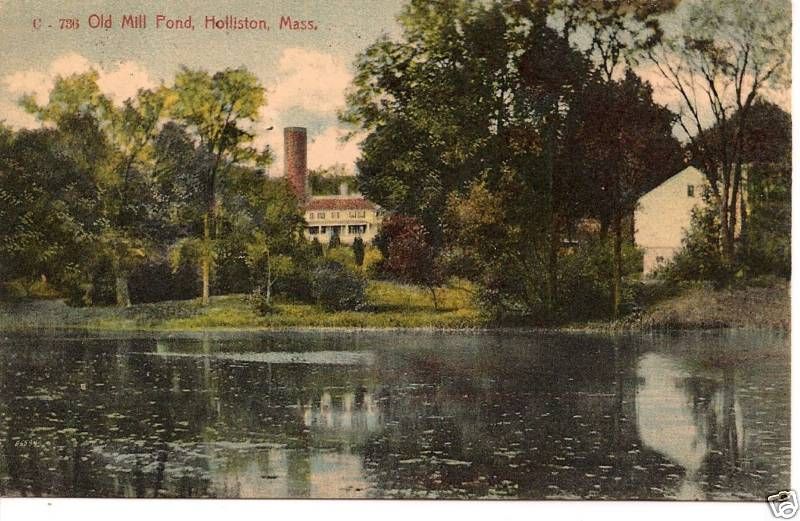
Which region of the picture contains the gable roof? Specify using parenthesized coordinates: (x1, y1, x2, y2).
(638, 166, 706, 203)
(305, 196, 377, 211)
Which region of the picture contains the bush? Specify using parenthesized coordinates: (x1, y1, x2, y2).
(656, 202, 733, 286)
(249, 286, 276, 315)
(326, 246, 356, 270)
(310, 238, 324, 257)
(352, 237, 365, 266)
(363, 246, 384, 278)
(328, 234, 341, 249)
(311, 261, 367, 311)
(272, 268, 315, 303)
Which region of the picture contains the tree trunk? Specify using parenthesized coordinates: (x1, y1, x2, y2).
(115, 274, 131, 308)
(266, 251, 272, 305)
(547, 220, 559, 316)
(201, 212, 210, 306)
(612, 211, 622, 319)
(429, 286, 439, 311)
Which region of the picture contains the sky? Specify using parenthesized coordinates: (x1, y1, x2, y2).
(0, 0, 405, 175)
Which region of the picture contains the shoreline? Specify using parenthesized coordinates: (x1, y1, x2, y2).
(0, 280, 789, 336)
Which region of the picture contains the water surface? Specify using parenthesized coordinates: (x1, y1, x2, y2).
(0, 329, 789, 499)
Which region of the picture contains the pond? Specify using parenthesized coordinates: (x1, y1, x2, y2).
(0, 329, 789, 500)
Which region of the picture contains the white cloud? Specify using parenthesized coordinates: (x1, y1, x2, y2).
(307, 126, 361, 171)
(267, 48, 352, 117)
(97, 61, 155, 105)
(1, 53, 156, 127)
(0, 99, 38, 129)
(3, 70, 50, 106)
(49, 52, 94, 78)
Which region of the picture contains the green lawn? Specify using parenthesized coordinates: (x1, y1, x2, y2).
(0, 280, 483, 331)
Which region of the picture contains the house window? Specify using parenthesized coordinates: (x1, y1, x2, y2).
(308, 226, 319, 235)
(687, 185, 695, 197)
(357, 211, 366, 218)
(318, 212, 326, 219)
(320, 226, 327, 234)
(332, 212, 340, 219)
(348, 224, 366, 235)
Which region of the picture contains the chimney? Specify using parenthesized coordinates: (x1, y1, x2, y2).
(284, 127, 307, 200)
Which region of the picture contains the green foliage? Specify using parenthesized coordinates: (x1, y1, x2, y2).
(308, 165, 358, 195)
(363, 246, 384, 278)
(0, 128, 98, 286)
(327, 246, 356, 269)
(249, 286, 276, 315)
(311, 262, 367, 311)
(328, 233, 342, 250)
(310, 238, 324, 257)
(656, 195, 731, 286)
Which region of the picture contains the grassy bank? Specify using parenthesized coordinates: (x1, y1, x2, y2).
(0, 280, 482, 331)
(0, 279, 788, 333)
(575, 280, 790, 332)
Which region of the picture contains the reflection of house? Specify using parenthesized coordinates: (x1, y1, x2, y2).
(283, 127, 382, 245)
(635, 166, 707, 276)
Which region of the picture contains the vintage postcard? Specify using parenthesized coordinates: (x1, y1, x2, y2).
(0, 0, 792, 515)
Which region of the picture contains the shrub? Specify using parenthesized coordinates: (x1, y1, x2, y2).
(129, 260, 199, 304)
(363, 246, 384, 278)
(272, 268, 315, 303)
(352, 237, 365, 266)
(656, 200, 733, 286)
(327, 246, 356, 270)
(328, 233, 341, 250)
(249, 285, 276, 315)
(310, 238, 324, 257)
(311, 261, 367, 311)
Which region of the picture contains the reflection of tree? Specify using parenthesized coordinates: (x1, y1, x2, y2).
(684, 366, 744, 489)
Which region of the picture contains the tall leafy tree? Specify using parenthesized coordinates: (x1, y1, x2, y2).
(570, 72, 682, 315)
(170, 67, 269, 305)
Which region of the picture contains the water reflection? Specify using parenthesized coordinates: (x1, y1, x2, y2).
(0, 330, 788, 499)
(636, 353, 743, 499)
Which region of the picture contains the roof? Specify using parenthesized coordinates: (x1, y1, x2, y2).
(637, 166, 705, 203)
(305, 196, 377, 211)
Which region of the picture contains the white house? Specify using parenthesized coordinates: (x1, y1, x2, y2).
(635, 166, 707, 276)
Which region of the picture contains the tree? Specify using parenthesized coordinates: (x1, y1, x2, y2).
(376, 214, 444, 309)
(0, 127, 98, 292)
(20, 71, 170, 306)
(645, 0, 790, 264)
(170, 67, 269, 305)
(554, 0, 679, 81)
(570, 72, 682, 316)
(342, 0, 539, 248)
(552, 1, 682, 317)
(352, 237, 365, 267)
(328, 233, 341, 250)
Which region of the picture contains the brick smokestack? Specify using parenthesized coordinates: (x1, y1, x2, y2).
(284, 127, 307, 200)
